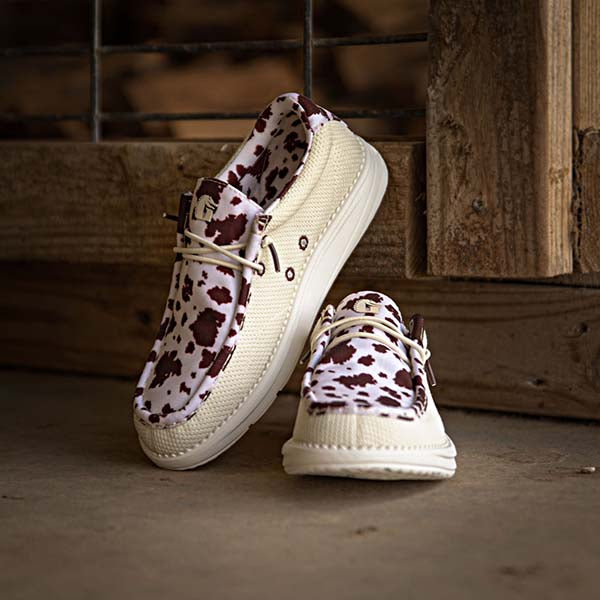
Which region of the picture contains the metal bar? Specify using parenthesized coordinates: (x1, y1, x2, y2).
(335, 108, 426, 119)
(0, 33, 429, 59)
(101, 33, 428, 54)
(90, 0, 102, 142)
(102, 111, 261, 122)
(0, 113, 89, 122)
(102, 108, 425, 122)
(101, 40, 302, 54)
(303, 0, 313, 97)
(0, 108, 425, 124)
(0, 45, 88, 57)
(316, 32, 428, 47)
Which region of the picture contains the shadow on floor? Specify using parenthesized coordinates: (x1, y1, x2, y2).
(4, 377, 440, 508)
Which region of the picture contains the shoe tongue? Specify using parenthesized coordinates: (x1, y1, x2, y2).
(335, 290, 405, 331)
(188, 177, 263, 243)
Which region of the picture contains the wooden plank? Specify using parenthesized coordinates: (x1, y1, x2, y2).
(0, 263, 170, 378)
(2, 263, 599, 420)
(573, 0, 600, 129)
(573, 130, 600, 271)
(427, 0, 573, 278)
(0, 139, 426, 278)
(542, 271, 600, 288)
(572, 0, 600, 272)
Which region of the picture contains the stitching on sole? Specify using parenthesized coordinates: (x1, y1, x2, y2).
(285, 436, 455, 453)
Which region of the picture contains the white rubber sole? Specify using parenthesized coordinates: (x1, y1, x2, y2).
(282, 436, 457, 480)
(140, 138, 388, 469)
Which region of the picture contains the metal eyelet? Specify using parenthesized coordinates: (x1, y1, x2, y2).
(257, 262, 266, 276)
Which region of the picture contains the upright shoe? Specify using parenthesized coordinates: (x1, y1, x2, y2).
(133, 93, 388, 469)
(282, 290, 457, 480)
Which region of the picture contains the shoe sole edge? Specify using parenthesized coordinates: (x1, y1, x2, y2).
(281, 437, 457, 480)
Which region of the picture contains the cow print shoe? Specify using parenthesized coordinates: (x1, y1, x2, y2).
(282, 291, 457, 480)
(133, 93, 388, 469)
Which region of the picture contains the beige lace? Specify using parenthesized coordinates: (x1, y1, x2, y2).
(172, 228, 263, 272)
(311, 314, 430, 366)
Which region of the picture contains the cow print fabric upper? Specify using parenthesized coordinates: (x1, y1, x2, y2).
(134, 93, 338, 427)
(221, 93, 337, 208)
(302, 291, 429, 421)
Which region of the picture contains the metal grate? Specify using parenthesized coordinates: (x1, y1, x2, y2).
(0, 0, 427, 142)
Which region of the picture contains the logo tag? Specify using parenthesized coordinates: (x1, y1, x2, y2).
(195, 194, 218, 222)
(353, 299, 380, 315)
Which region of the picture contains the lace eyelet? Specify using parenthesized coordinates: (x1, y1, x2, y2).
(257, 262, 266, 276)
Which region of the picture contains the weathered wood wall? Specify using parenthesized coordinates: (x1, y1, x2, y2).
(573, 0, 600, 130)
(572, 0, 600, 272)
(427, 0, 573, 278)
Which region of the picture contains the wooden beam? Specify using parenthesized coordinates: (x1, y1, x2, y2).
(427, 0, 573, 278)
(534, 271, 600, 288)
(573, 0, 600, 129)
(0, 139, 426, 278)
(0, 263, 169, 378)
(572, 0, 600, 272)
(574, 130, 600, 272)
(2, 264, 599, 420)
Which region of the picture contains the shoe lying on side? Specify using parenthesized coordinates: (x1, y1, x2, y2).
(282, 291, 457, 480)
(133, 93, 388, 469)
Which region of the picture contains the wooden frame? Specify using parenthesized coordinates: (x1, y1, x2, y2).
(0, 140, 425, 278)
(427, 0, 573, 278)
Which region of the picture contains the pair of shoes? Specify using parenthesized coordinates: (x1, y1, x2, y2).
(132, 93, 457, 480)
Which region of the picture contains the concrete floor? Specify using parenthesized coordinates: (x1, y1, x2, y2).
(1, 372, 599, 600)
